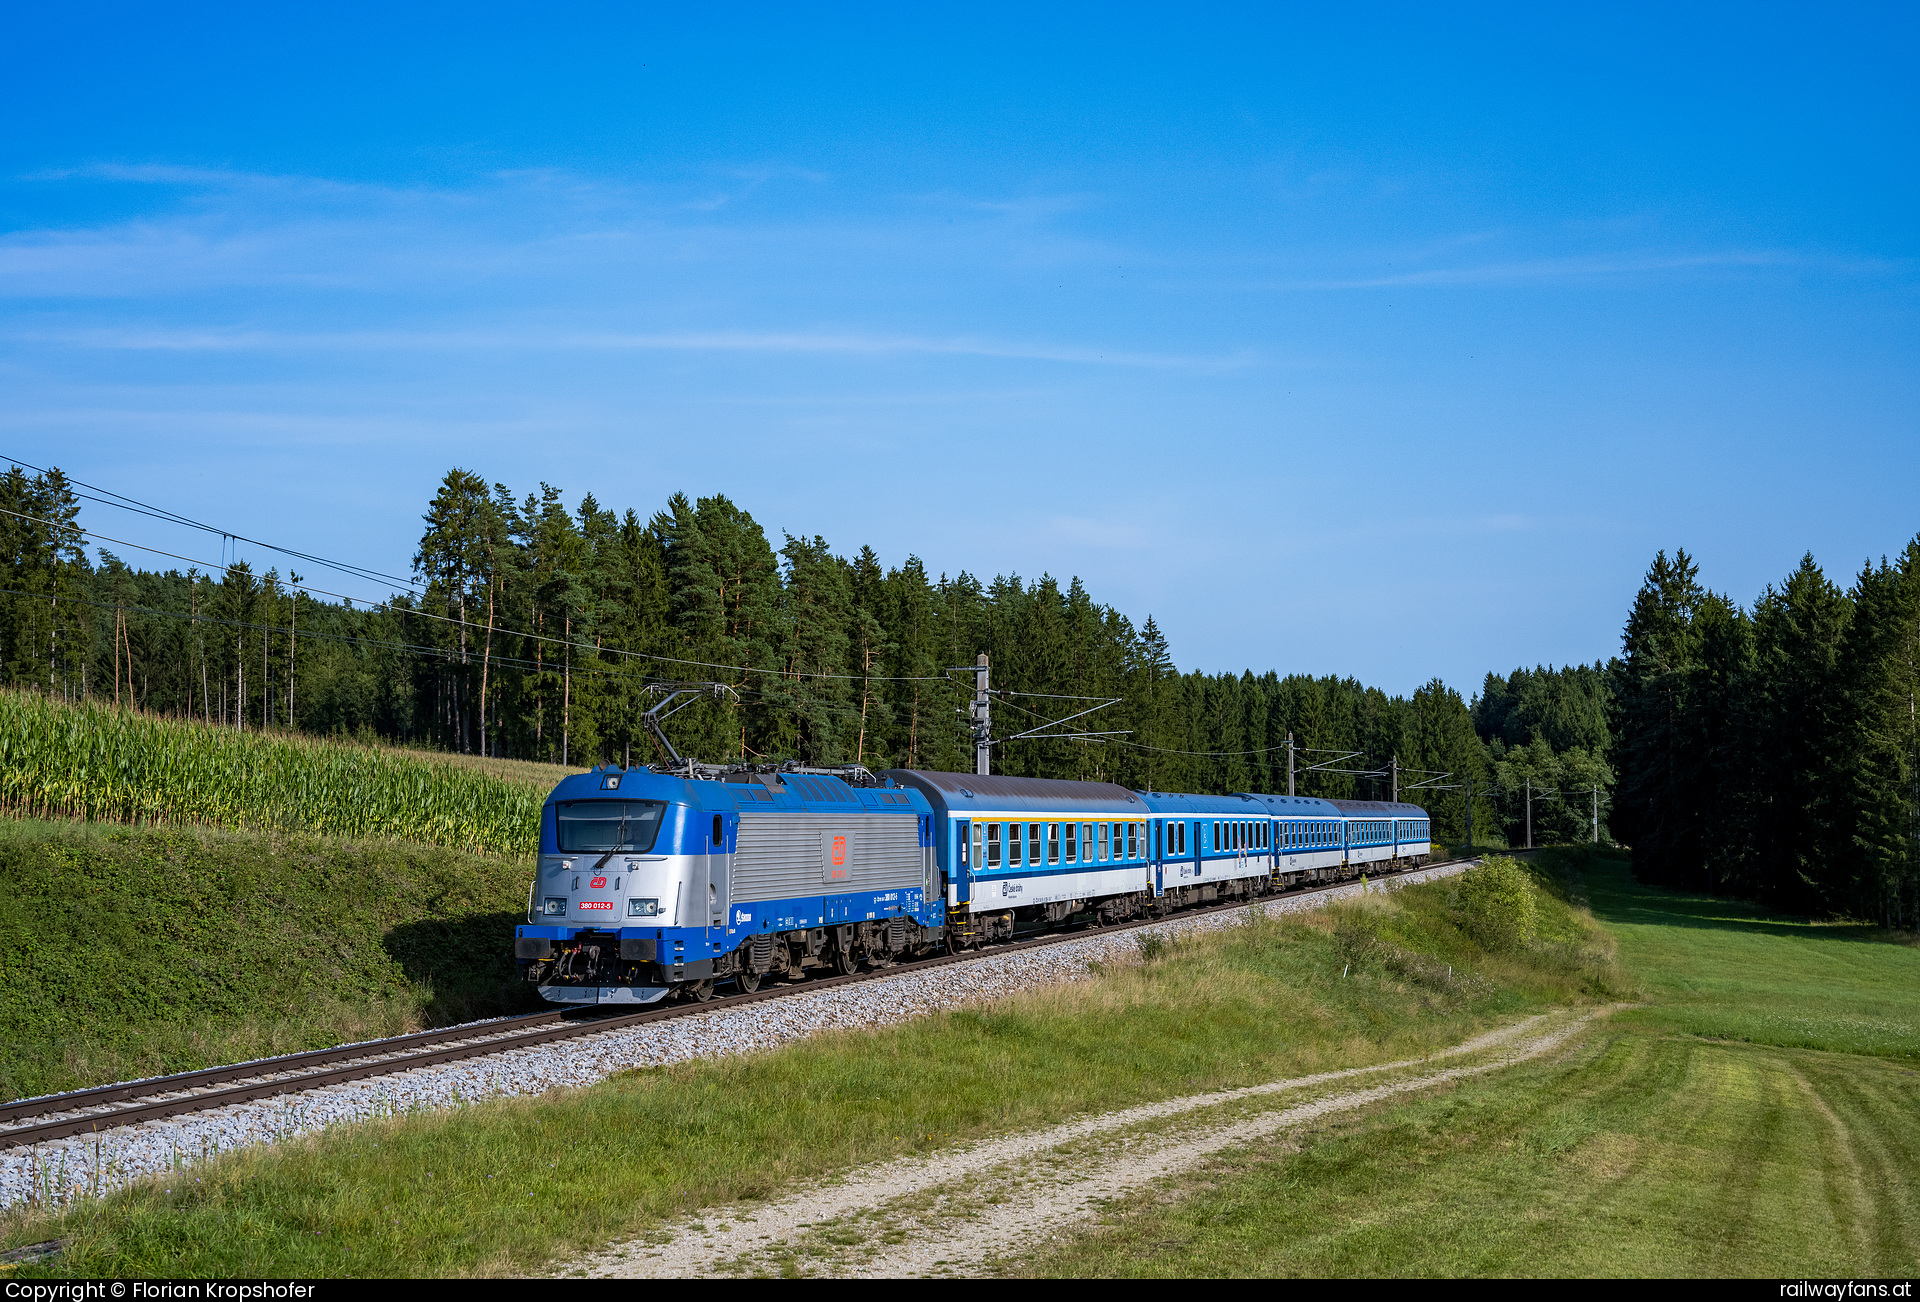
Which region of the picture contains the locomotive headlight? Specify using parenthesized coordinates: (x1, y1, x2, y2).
(543, 897, 567, 917)
(628, 898, 660, 917)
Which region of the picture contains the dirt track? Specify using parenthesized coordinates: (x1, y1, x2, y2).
(571, 1007, 1606, 1279)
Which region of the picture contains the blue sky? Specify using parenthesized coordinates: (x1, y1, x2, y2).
(1, 3, 1913, 697)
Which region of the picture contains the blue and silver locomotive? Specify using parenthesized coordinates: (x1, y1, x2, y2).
(514, 751, 1433, 1005)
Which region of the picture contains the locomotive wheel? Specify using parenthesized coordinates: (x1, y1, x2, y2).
(832, 947, 857, 976)
(686, 979, 715, 1002)
(736, 971, 762, 993)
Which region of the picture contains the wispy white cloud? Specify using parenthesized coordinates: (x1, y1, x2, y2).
(9, 324, 1256, 370)
(1283, 250, 1792, 289)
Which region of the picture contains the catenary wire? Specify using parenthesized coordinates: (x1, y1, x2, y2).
(1, 452, 424, 591)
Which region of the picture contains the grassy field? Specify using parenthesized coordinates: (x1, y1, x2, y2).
(0, 819, 543, 1100)
(10, 850, 1908, 1278)
(0, 861, 1625, 1277)
(0, 691, 550, 856)
(1015, 848, 1920, 1277)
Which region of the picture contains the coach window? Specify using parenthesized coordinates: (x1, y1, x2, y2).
(1026, 823, 1040, 865)
(1097, 822, 1109, 860)
(1048, 822, 1061, 864)
(1064, 822, 1078, 862)
(1082, 822, 1093, 860)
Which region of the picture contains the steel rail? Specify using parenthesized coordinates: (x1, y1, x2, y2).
(0, 855, 1476, 1150)
(0, 1011, 576, 1126)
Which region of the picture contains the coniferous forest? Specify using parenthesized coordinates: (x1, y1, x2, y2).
(1612, 545, 1920, 926)
(4, 459, 1915, 921)
(1, 465, 1497, 838)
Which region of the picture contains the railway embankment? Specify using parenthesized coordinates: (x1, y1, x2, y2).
(2, 853, 1629, 1277)
(0, 817, 543, 1102)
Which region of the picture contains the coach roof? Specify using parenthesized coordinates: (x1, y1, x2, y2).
(883, 769, 1145, 815)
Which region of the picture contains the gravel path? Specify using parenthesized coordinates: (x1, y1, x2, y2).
(577, 1006, 1599, 1279)
(0, 862, 1470, 1211)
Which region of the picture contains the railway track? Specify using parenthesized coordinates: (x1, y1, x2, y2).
(0, 856, 1477, 1151)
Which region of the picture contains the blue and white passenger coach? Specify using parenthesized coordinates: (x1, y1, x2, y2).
(886, 771, 1157, 940)
(1327, 798, 1433, 870)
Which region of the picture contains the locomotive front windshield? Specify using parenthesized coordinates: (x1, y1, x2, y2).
(555, 800, 668, 854)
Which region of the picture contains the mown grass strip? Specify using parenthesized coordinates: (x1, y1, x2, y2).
(0, 869, 1623, 1278)
(1015, 1026, 1920, 1277)
(1005, 848, 1920, 1278)
(0, 691, 544, 856)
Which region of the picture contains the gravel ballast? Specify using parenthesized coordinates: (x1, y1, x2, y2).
(0, 862, 1470, 1210)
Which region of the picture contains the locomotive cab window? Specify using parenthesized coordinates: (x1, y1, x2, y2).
(555, 800, 667, 854)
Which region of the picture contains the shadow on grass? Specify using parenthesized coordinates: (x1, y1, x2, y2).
(380, 910, 545, 1025)
(1579, 854, 1897, 947)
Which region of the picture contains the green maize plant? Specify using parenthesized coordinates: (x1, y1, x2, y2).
(0, 690, 544, 856)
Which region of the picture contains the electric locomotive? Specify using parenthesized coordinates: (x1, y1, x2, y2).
(513, 763, 943, 1005)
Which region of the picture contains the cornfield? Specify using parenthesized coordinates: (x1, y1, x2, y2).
(0, 690, 544, 856)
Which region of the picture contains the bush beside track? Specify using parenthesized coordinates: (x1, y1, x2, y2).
(0, 691, 546, 857)
(0, 819, 543, 1100)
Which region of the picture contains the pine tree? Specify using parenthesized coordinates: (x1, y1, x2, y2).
(1611, 549, 1705, 884)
